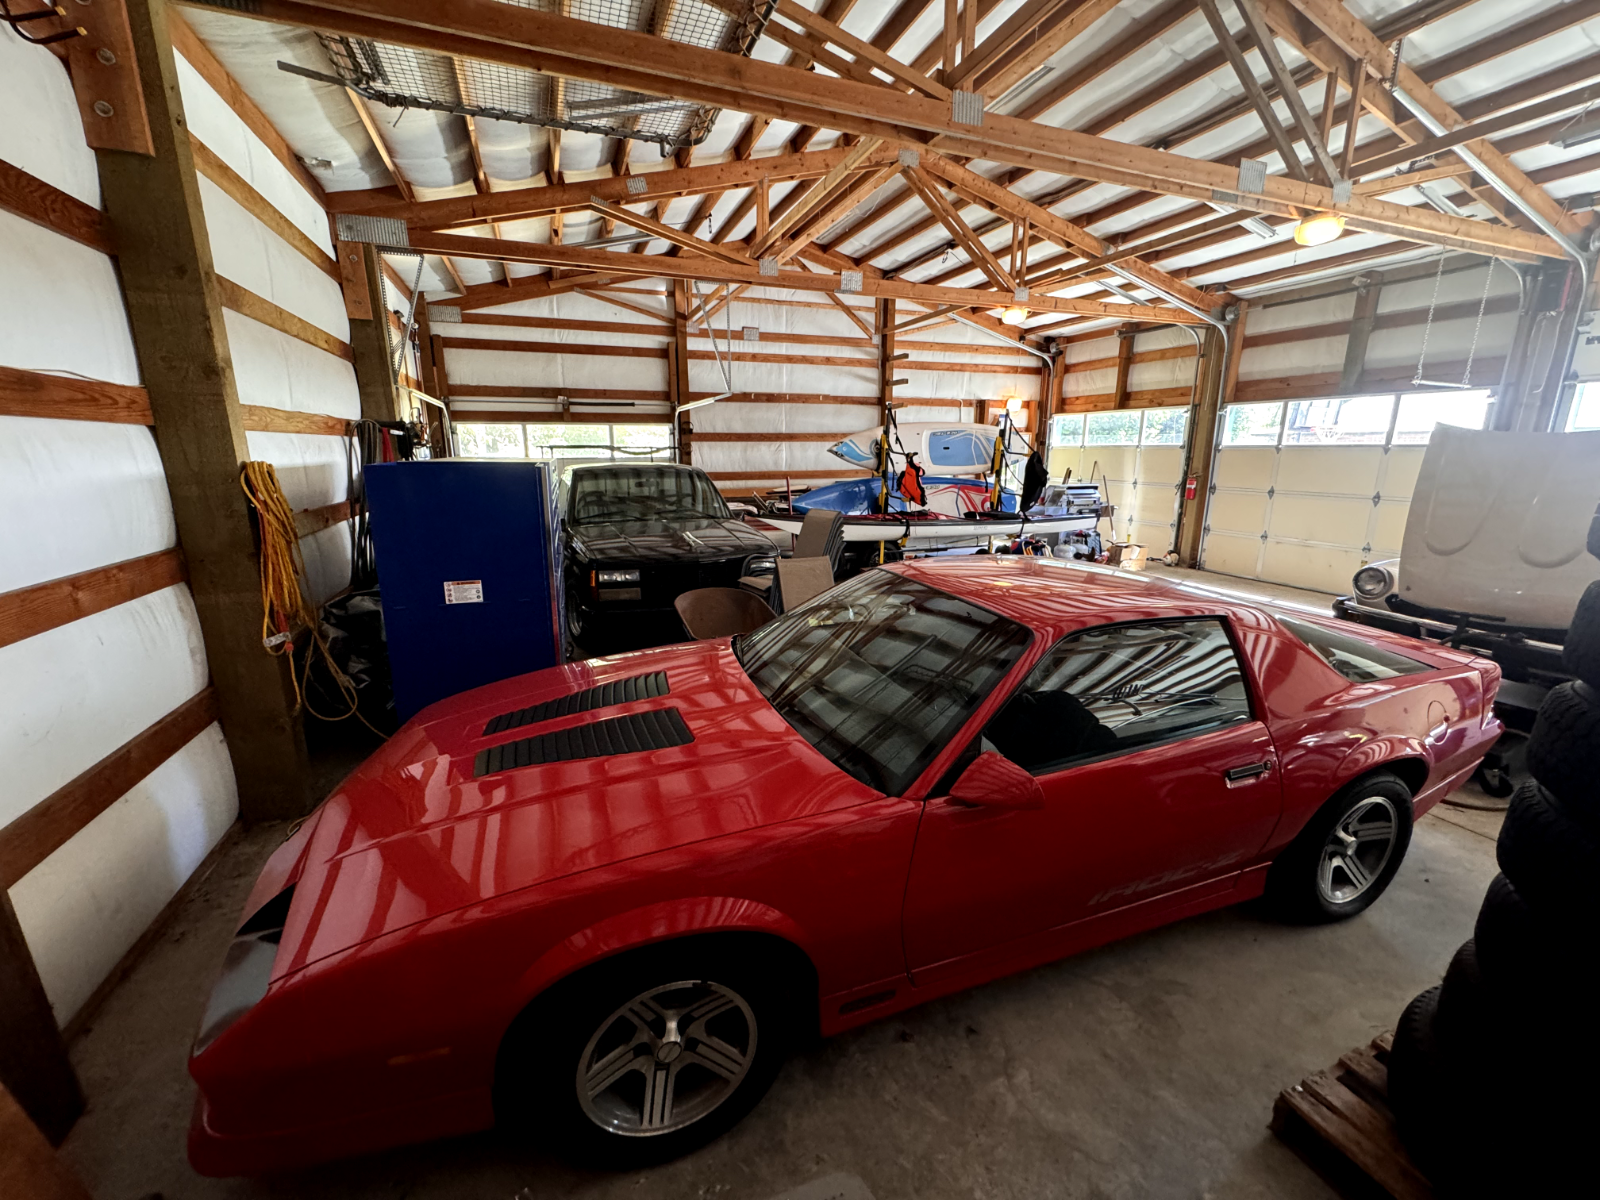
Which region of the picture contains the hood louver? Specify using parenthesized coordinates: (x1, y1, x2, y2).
(481, 671, 669, 737)
(475, 708, 693, 778)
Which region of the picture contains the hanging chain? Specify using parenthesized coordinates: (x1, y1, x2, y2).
(1412, 251, 1446, 387)
(1460, 258, 1497, 388)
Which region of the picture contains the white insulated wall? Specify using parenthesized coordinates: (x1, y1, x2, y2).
(176, 50, 358, 604)
(0, 34, 237, 1025)
(443, 288, 1046, 486)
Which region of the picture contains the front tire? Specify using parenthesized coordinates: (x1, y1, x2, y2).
(496, 940, 795, 1168)
(1264, 771, 1413, 922)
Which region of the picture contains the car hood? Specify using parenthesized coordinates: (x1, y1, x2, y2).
(268, 639, 876, 976)
(568, 516, 772, 563)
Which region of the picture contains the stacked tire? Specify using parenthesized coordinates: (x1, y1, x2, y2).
(1388, 580, 1600, 1196)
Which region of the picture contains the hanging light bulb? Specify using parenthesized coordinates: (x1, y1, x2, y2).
(1000, 305, 1030, 325)
(1294, 213, 1346, 247)
(1005, 395, 1025, 412)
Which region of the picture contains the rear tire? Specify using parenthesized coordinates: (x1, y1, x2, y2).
(495, 938, 798, 1168)
(1263, 771, 1413, 922)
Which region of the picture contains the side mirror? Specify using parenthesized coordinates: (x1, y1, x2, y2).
(948, 751, 1044, 810)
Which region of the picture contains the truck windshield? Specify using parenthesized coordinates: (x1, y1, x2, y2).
(568, 467, 730, 524)
(734, 569, 1031, 796)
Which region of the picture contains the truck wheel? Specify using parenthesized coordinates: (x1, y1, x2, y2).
(1524, 681, 1600, 831)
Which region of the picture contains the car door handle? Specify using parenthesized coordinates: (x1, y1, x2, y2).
(1224, 761, 1272, 782)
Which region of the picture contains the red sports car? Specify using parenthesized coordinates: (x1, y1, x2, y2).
(188, 558, 1502, 1175)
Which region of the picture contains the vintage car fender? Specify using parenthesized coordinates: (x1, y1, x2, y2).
(512, 896, 815, 1007)
(1329, 736, 1430, 802)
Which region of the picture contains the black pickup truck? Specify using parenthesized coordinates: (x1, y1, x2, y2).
(561, 462, 777, 651)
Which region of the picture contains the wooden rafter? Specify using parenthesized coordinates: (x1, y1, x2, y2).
(900, 167, 1016, 292)
(403, 230, 1207, 323)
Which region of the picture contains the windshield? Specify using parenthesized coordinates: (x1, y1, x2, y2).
(734, 569, 1031, 796)
(568, 466, 730, 524)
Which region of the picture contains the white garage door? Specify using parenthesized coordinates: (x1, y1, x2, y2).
(1049, 407, 1187, 554)
(1201, 391, 1491, 594)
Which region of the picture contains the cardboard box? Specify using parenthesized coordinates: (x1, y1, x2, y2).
(1106, 542, 1146, 570)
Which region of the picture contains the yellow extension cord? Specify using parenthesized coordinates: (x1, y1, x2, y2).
(239, 461, 378, 731)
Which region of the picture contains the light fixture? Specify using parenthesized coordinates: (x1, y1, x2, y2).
(1005, 395, 1025, 412)
(1293, 213, 1346, 247)
(1000, 305, 1030, 326)
(1555, 110, 1600, 150)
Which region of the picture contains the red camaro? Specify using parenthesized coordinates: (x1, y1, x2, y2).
(188, 558, 1502, 1175)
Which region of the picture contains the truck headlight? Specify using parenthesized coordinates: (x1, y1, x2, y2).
(1353, 565, 1393, 599)
(743, 555, 777, 577)
(596, 568, 641, 584)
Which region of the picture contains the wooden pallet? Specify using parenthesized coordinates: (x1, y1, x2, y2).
(1270, 1032, 1435, 1200)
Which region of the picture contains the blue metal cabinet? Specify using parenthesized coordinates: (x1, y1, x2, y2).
(365, 460, 564, 720)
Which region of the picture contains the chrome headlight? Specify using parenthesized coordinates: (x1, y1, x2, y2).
(743, 554, 777, 576)
(1353, 564, 1394, 599)
(596, 568, 641, 584)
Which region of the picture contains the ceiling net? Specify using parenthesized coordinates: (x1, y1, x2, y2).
(315, 0, 775, 151)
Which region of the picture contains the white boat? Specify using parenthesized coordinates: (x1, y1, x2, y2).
(756, 510, 1101, 545)
(829, 422, 1004, 476)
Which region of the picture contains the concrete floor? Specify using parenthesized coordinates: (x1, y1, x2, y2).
(59, 569, 1507, 1200)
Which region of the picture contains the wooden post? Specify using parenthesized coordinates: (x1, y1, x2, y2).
(0, 896, 81, 1145)
(1340, 272, 1382, 393)
(876, 296, 897, 423)
(672, 280, 692, 463)
(1176, 301, 1248, 567)
(0, 1080, 91, 1197)
(350, 243, 402, 423)
(1112, 323, 1136, 408)
(95, 0, 309, 822)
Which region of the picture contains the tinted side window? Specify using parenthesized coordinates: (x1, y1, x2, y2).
(984, 619, 1253, 775)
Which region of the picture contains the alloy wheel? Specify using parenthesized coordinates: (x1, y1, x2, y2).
(576, 980, 756, 1137)
(1317, 796, 1399, 905)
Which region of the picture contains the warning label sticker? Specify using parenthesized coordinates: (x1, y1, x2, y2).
(443, 580, 484, 604)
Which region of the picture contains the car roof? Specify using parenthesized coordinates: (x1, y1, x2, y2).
(891, 556, 1277, 635)
(571, 461, 697, 473)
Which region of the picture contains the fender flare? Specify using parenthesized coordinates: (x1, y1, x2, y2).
(512, 896, 815, 1010)
(1331, 736, 1430, 799)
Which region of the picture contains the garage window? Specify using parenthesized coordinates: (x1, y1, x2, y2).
(1282, 395, 1393, 445)
(1565, 382, 1600, 432)
(1221, 390, 1490, 449)
(983, 619, 1253, 775)
(453, 421, 673, 460)
(1222, 401, 1284, 446)
(1085, 410, 1140, 445)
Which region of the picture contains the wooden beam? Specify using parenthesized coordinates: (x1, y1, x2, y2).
(187, 135, 337, 279)
(0, 897, 81, 1145)
(672, 279, 691, 463)
(0, 365, 152, 424)
(0, 550, 185, 650)
(917, 152, 1225, 313)
(331, 143, 877, 230)
(1196, 0, 1310, 183)
(0, 1083, 93, 1196)
(98, 0, 309, 822)
(404, 229, 1206, 322)
(0, 159, 115, 255)
(0, 685, 220, 891)
(1282, 0, 1586, 242)
(1111, 324, 1135, 409)
(902, 166, 1017, 291)
(1232, 0, 1342, 185)
(216, 0, 1557, 260)
(239, 404, 351, 436)
(167, 11, 325, 203)
(774, 0, 950, 99)
(215, 277, 353, 362)
(349, 243, 401, 421)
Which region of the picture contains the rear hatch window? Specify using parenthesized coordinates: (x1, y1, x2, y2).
(1278, 615, 1433, 682)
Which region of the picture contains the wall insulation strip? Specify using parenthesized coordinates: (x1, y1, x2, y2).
(0, 416, 176, 593)
(223, 310, 360, 419)
(9, 728, 237, 1022)
(174, 52, 335, 258)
